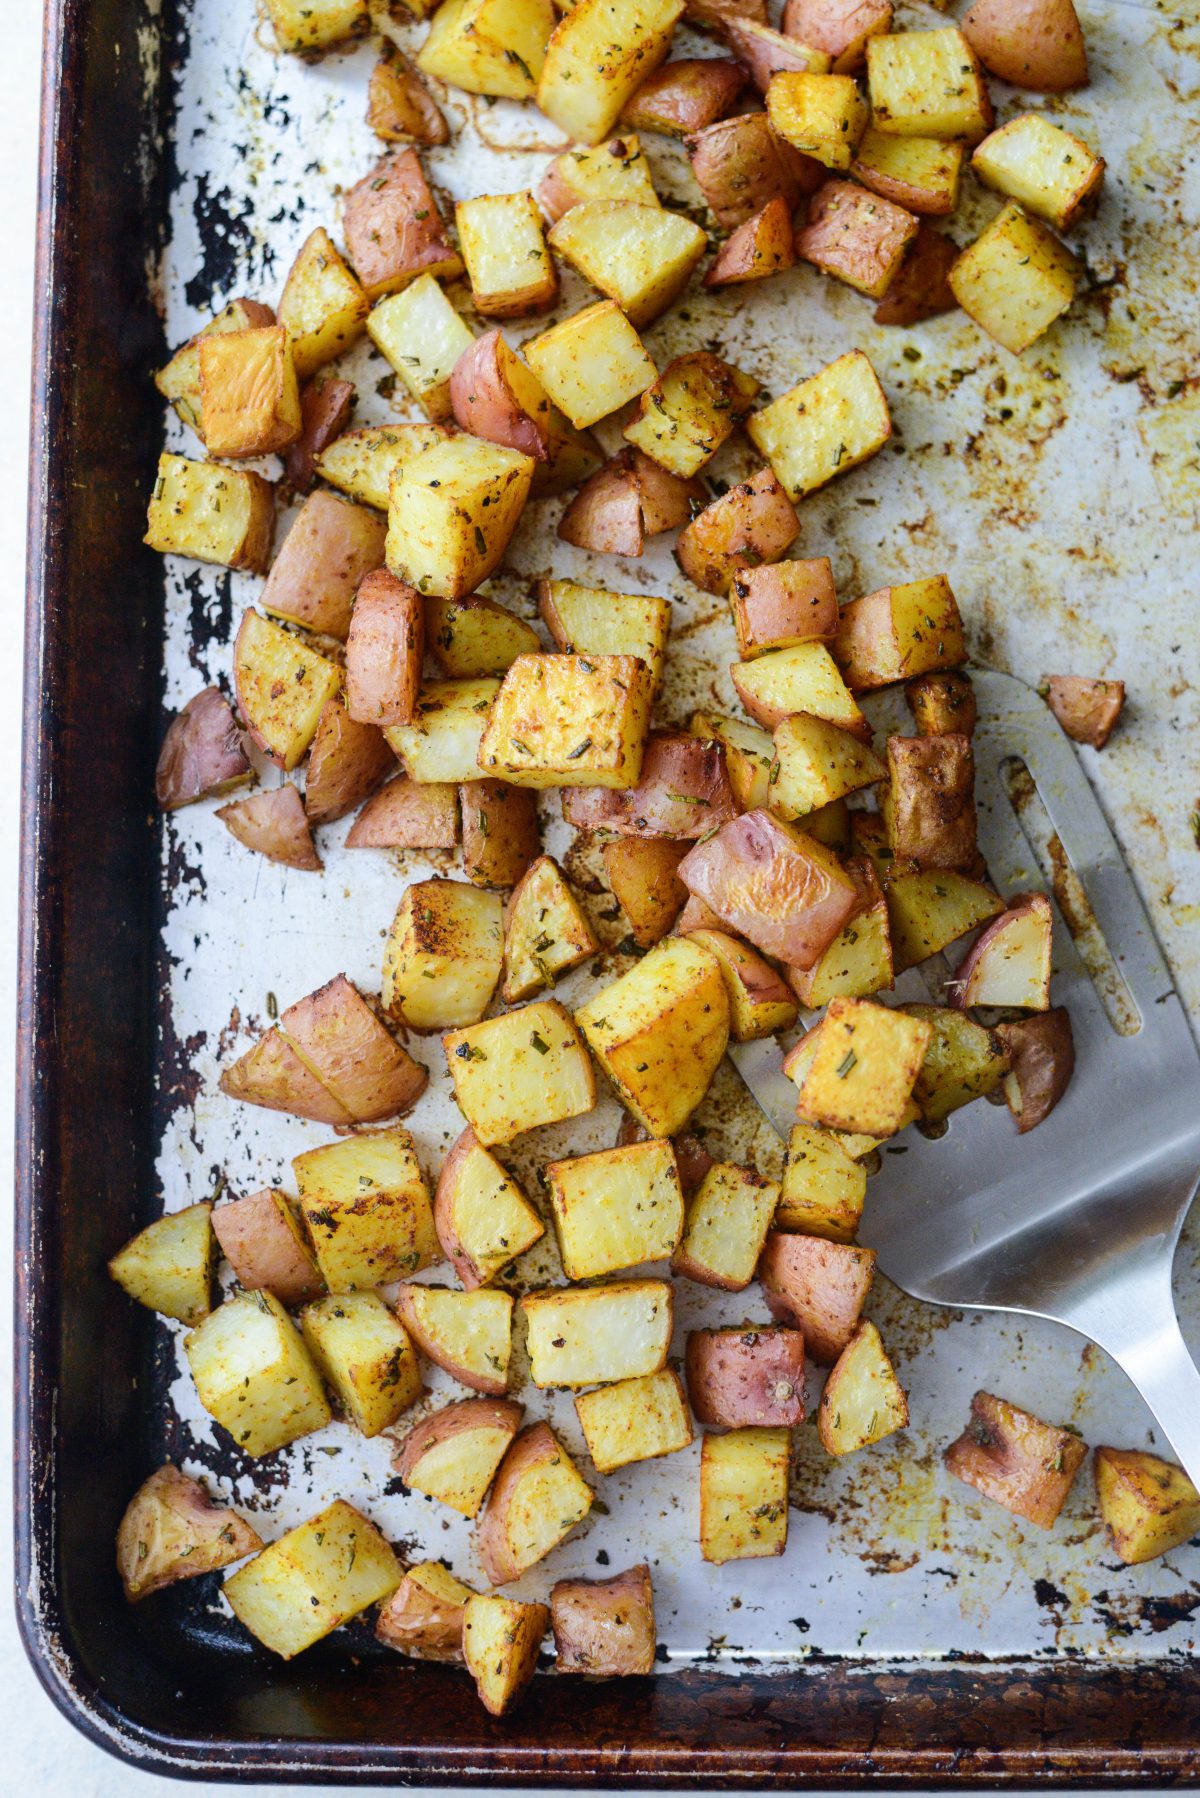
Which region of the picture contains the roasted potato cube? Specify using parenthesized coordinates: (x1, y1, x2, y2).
(368, 279, 475, 424)
(797, 178, 918, 298)
(449, 331, 559, 463)
(884, 732, 978, 873)
(873, 221, 958, 325)
(261, 491, 386, 639)
(108, 1202, 214, 1325)
(385, 678, 500, 783)
(502, 855, 598, 1002)
(303, 697, 391, 827)
(552, 1565, 656, 1674)
(997, 1008, 1075, 1134)
(199, 324, 301, 458)
(395, 1397, 525, 1516)
(434, 1126, 546, 1286)
(777, 1121, 865, 1238)
(676, 468, 799, 598)
(563, 730, 738, 839)
(477, 1421, 593, 1583)
(853, 128, 963, 215)
(548, 1137, 684, 1279)
(685, 929, 798, 1040)
(428, 598, 538, 683)
(522, 1279, 674, 1387)
(300, 1292, 423, 1436)
(232, 610, 341, 772)
(224, 1501, 401, 1660)
(212, 1189, 323, 1308)
(689, 711, 774, 810)
(685, 1326, 806, 1428)
(766, 71, 868, 170)
(537, 578, 671, 690)
(907, 670, 977, 738)
(461, 779, 541, 887)
(458, 192, 558, 317)
(746, 349, 891, 502)
(798, 995, 931, 1136)
(225, 776, 315, 866)
(784, 1025, 898, 1159)
(700, 1427, 790, 1564)
(677, 808, 859, 969)
(367, 50, 449, 146)
(343, 150, 463, 300)
(945, 1391, 1087, 1527)
(463, 1594, 549, 1715)
(672, 1161, 779, 1290)
(523, 300, 658, 429)
(730, 558, 837, 658)
(867, 29, 992, 140)
(704, 196, 796, 287)
(623, 55, 746, 132)
(1040, 673, 1125, 748)
(787, 855, 893, 1004)
(770, 714, 885, 819)
(758, 1230, 876, 1362)
(145, 453, 273, 573)
(537, 0, 685, 144)
(818, 1320, 907, 1453)
(832, 574, 965, 692)
(444, 999, 596, 1144)
(264, 0, 369, 52)
(317, 421, 448, 509)
(347, 776, 459, 849)
(287, 374, 356, 494)
(576, 1369, 693, 1472)
(576, 935, 729, 1136)
(418, 0, 556, 98)
(538, 134, 661, 223)
(345, 568, 423, 728)
(281, 974, 429, 1123)
(1094, 1448, 1200, 1566)
(479, 652, 654, 789)
(117, 1465, 263, 1603)
(782, 0, 893, 73)
(155, 296, 276, 441)
(722, 18, 830, 94)
(949, 202, 1077, 354)
(185, 1291, 332, 1457)
(886, 865, 1004, 972)
(278, 228, 370, 382)
(155, 686, 250, 812)
(558, 447, 702, 556)
(549, 202, 707, 329)
(604, 838, 690, 946)
(218, 1026, 355, 1128)
(387, 437, 535, 601)
(396, 1283, 514, 1394)
(624, 351, 758, 477)
(950, 892, 1054, 1011)
(382, 879, 504, 1029)
(732, 640, 867, 736)
(293, 1129, 440, 1291)
(377, 1560, 476, 1661)
(905, 1004, 1009, 1123)
(687, 113, 821, 230)
(962, 0, 1087, 93)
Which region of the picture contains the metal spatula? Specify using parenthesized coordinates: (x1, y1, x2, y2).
(730, 667, 1200, 1487)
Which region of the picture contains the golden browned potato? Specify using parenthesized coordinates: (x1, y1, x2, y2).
(233, 610, 342, 772)
(769, 714, 885, 821)
(962, 0, 1087, 92)
(395, 1283, 514, 1394)
(108, 1203, 215, 1326)
(317, 421, 448, 508)
(564, 731, 738, 839)
(1094, 1448, 1200, 1566)
(676, 468, 799, 597)
(279, 975, 429, 1123)
(462, 781, 541, 889)
(677, 808, 859, 969)
(996, 1008, 1075, 1133)
(394, 1397, 525, 1517)
(689, 710, 774, 809)
(873, 222, 958, 325)
(548, 1136, 684, 1279)
(155, 687, 250, 811)
(945, 1391, 1087, 1527)
(730, 557, 837, 658)
(524, 301, 659, 431)
(457, 192, 558, 318)
(551, 1565, 656, 1674)
(155, 296, 277, 441)
(502, 855, 597, 1001)
(787, 856, 892, 1005)
(185, 1291, 332, 1457)
(263, 0, 370, 53)
(303, 699, 393, 826)
(537, 0, 685, 144)
(624, 351, 758, 477)
(950, 893, 1053, 1011)
(746, 349, 891, 503)
(117, 1465, 263, 1602)
(703, 196, 796, 287)
(758, 1230, 876, 1362)
(449, 330, 557, 461)
(376, 1562, 476, 1661)
(367, 282, 474, 424)
(885, 864, 1004, 973)
(286, 374, 355, 494)
(575, 1369, 693, 1472)
(346, 777, 459, 849)
(199, 324, 302, 458)
(417, 0, 556, 99)
(145, 454, 274, 573)
(476, 1421, 593, 1583)
(686, 113, 821, 228)
(852, 130, 963, 216)
(386, 678, 499, 783)
(342, 149, 463, 299)
(300, 1291, 424, 1436)
(781, 0, 892, 72)
(434, 1125, 546, 1286)
(260, 490, 385, 639)
(867, 28, 992, 139)
(537, 578, 671, 690)
(700, 1427, 790, 1563)
(521, 1280, 674, 1387)
(906, 670, 977, 739)
(382, 879, 504, 1030)
(685, 1325, 806, 1428)
(832, 574, 965, 692)
(366, 50, 449, 145)
(462, 1595, 550, 1716)
(684, 928, 798, 1040)
(479, 653, 654, 790)
(294, 1128, 440, 1291)
(604, 837, 690, 947)
(884, 733, 978, 874)
(537, 135, 661, 224)
(797, 179, 918, 298)
(558, 448, 702, 556)
(211, 1188, 323, 1308)
(216, 785, 323, 871)
(623, 56, 745, 133)
(278, 228, 370, 383)
(949, 203, 1077, 355)
(1040, 674, 1125, 747)
(427, 597, 539, 681)
(817, 1320, 908, 1453)
(444, 999, 596, 1144)
(671, 1161, 779, 1290)
(387, 435, 535, 601)
(767, 71, 868, 169)
(797, 995, 931, 1136)
(549, 201, 707, 328)
(905, 1004, 1009, 1124)
(224, 1501, 401, 1660)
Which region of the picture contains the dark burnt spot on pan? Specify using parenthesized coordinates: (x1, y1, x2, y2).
(1093, 1587, 1200, 1637)
(185, 175, 256, 308)
(1034, 1577, 1069, 1611)
(183, 567, 233, 669)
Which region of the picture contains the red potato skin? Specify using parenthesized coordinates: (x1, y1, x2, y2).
(476, 1422, 588, 1586)
(342, 149, 461, 299)
(886, 733, 980, 874)
(450, 332, 551, 462)
(285, 376, 355, 494)
(673, 893, 726, 935)
(281, 974, 429, 1122)
(678, 808, 859, 968)
(435, 1125, 508, 1289)
(687, 114, 823, 229)
(704, 197, 796, 287)
(216, 784, 323, 871)
(551, 1565, 657, 1675)
(635, 454, 706, 535)
(906, 670, 977, 739)
(781, 0, 892, 71)
(676, 468, 799, 597)
(944, 1390, 1087, 1526)
(155, 686, 250, 811)
(395, 1284, 508, 1396)
(758, 1231, 876, 1363)
(962, 0, 1087, 92)
(720, 18, 828, 93)
(685, 1326, 806, 1427)
(686, 0, 767, 29)
(345, 569, 425, 728)
(562, 732, 739, 838)
(730, 557, 838, 656)
(367, 51, 450, 147)
(996, 1007, 1074, 1134)
(621, 58, 747, 135)
(461, 781, 541, 888)
(211, 1190, 324, 1307)
(218, 1027, 355, 1127)
(950, 893, 1052, 1011)
(303, 699, 395, 825)
(558, 450, 704, 556)
(796, 179, 918, 300)
(260, 489, 387, 639)
(615, 1111, 714, 1197)
(393, 1397, 525, 1486)
(376, 1572, 468, 1662)
(1041, 675, 1125, 748)
(116, 1466, 265, 1602)
(346, 777, 459, 849)
(873, 224, 958, 325)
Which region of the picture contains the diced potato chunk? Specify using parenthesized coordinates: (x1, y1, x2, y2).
(770, 713, 885, 818)
(605, 838, 690, 946)
(766, 71, 868, 170)
(479, 652, 654, 789)
(950, 201, 1078, 353)
(547, 1137, 685, 1279)
(264, 0, 369, 53)
(746, 349, 891, 501)
(317, 422, 448, 510)
(385, 678, 499, 784)
(685, 929, 799, 1040)
(548, 203, 707, 328)
(522, 1280, 673, 1387)
(539, 135, 661, 221)
(476, 1422, 593, 1583)
(145, 453, 273, 573)
(300, 1292, 423, 1436)
(343, 150, 462, 300)
(700, 1428, 790, 1563)
(832, 575, 965, 692)
(853, 129, 963, 215)
(678, 808, 859, 971)
(224, 1501, 401, 1660)
(376, 1560, 476, 1662)
(685, 1325, 806, 1429)
(418, 0, 557, 98)
(461, 780, 541, 887)
(387, 437, 534, 600)
(458, 192, 558, 317)
(293, 1129, 440, 1291)
(676, 468, 799, 598)
(117, 1465, 263, 1602)
(212, 1189, 324, 1308)
(523, 300, 657, 429)
(867, 29, 993, 140)
(156, 297, 276, 440)
(798, 996, 931, 1136)
(672, 1162, 779, 1290)
(730, 557, 838, 658)
(503, 855, 599, 1002)
(817, 1320, 908, 1452)
(945, 1390, 1087, 1527)
(199, 325, 301, 458)
(463, 1594, 549, 1716)
(537, 578, 671, 691)
(758, 1230, 876, 1361)
(796, 179, 918, 298)
(395, 1282, 514, 1394)
(444, 999, 596, 1144)
(366, 51, 449, 146)
(690, 711, 775, 810)
(906, 1004, 1009, 1121)
(279, 227, 370, 381)
(185, 1291, 332, 1457)
(428, 596, 539, 679)
(575, 1369, 693, 1472)
(552, 1565, 656, 1674)
(395, 1397, 524, 1516)
(108, 1202, 214, 1325)
(885, 866, 1004, 972)
(382, 879, 503, 1030)
(368, 278, 475, 423)
(624, 351, 759, 477)
(777, 1121, 866, 1239)
(732, 640, 867, 736)
(435, 1126, 546, 1286)
(782, 0, 892, 73)
(233, 610, 342, 772)
(261, 490, 386, 639)
(537, 0, 685, 145)
(1094, 1448, 1200, 1566)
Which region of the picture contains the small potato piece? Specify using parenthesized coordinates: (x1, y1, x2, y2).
(1095, 1448, 1200, 1566)
(463, 1595, 549, 1716)
(300, 1292, 423, 1437)
(576, 1370, 693, 1472)
(704, 197, 796, 287)
(264, 0, 369, 53)
(444, 999, 596, 1144)
(689, 711, 774, 810)
(832, 575, 965, 693)
(721, 19, 830, 94)
(479, 652, 654, 790)
(700, 1428, 790, 1564)
(477, 1422, 593, 1584)
(733, 641, 867, 737)
(777, 1122, 865, 1239)
(852, 129, 963, 216)
(945, 1390, 1087, 1528)
(346, 569, 424, 729)
(461, 780, 541, 888)
(343, 150, 462, 300)
(523, 300, 658, 430)
(293, 1128, 440, 1291)
(548, 1137, 684, 1279)
(558, 448, 702, 556)
(418, 0, 556, 99)
(678, 808, 859, 969)
(435, 1126, 546, 1286)
(368, 282, 475, 426)
(145, 453, 274, 573)
(428, 597, 540, 679)
(217, 785, 322, 871)
(949, 203, 1077, 356)
(818, 1320, 907, 1453)
(537, 0, 685, 145)
(783, 1025, 898, 1159)
(382, 879, 503, 1030)
(367, 51, 449, 145)
(212, 1189, 323, 1308)
(771, 714, 885, 819)
(996, 1008, 1074, 1133)
(788, 855, 893, 1005)
(552, 1565, 656, 1674)
(548, 202, 707, 329)
(747, 349, 891, 503)
(575, 936, 730, 1136)
(386, 679, 500, 784)
(907, 670, 976, 738)
(395, 1397, 525, 1516)
(886, 866, 1004, 972)
(884, 732, 978, 873)
(458, 193, 558, 318)
(287, 375, 356, 494)
(156, 297, 277, 441)
(797, 179, 918, 299)
(109, 1202, 214, 1326)
(317, 422, 448, 510)
(396, 1283, 514, 1395)
(766, 72, 868, 171)
(347, 777, 459, 849)
(156, 687, 250, 811)
(537, 577, 671, 690)
(672, 1161, 779, 1290)
(687, 114, 822, 229)
(906, 1004, 1008, 1123)
(281, 974, 428, 1122)
(522, 1279, 673, 1388)
(624, 351, 758, 478)
(199, 325, 301, 459)
(873, 223, 958, 325)
(538, 135, 661, 224)
(676, 468, 799, 598)
(449, 331, 557, 462)
(502, 855, 598, 1002)
(731, 558, 838, 658)
(261, 490, 386, 639)
(387, 437, 535, 601)
(866, 29, 993, 140)
(563, 731, 738, 839)
(233, 610, 342, 772)
(377, 1561, 476, 1661)
(604, 838, 690, 947)
(962, 0, 1087, 93)
(798, 995, 931, 1136)
(685, 929, 798, 1040)
(623, 57, 746, 133)
(686, 1326, 806, 1428)
(1041, 674, 1124, 748)
(218, 1027, 354, 1127)
(782, 0, 892, 72)
(278, 228, 370, 383)
(185, 1291, 332, 1457)
(224, 1501, 400, 1661)
(951, 894, 1053, 1011)
(117, 1466, 263, 1602)
(304, 700, 393, 824)
(758, 1231, 875, 1362)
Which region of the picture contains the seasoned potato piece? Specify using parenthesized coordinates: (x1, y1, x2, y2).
(185, 1291, 332, 1457)
(853, 129, 963, 215)
(449, 331, 558, 463)
(623, 56, 746, 132)
(833, 575, 965, 692)
(997, 1008, 1075, 1134)
(950, 893, 1053, 1011)
(386, 679, 500, 783)
(117, 1465, 263, 1602)
(949, 202, 1077, 354)
(264, 0, 369, 53)
(262, 491, 385, 640)
(1094, 1448, 1200, 1566)
(722, 18, 830, 93)
(387, 437, 535, 601)
(435, 1126, 546, 1286)
(343, 150, 462, 300)
(303, 700, 393, 825)
(366, 50, 449, 146)
(418, 0, 556, 98)
(538, 135, 661, 223)
(685, 929, 798, 1040)
(884, 732, 978, 873)
(537, 578, 671, 690)
(396, 1283, 514, 1395)
(704, 196, 796, 287)
(678, 808, 859, 969)
(461, 780, 541, 887)
(758, 1231, 875, 1362)
(218, 785, 321, 870)
(537, 0, 685, 145)
(730, 558, 837, 659)
(687, 113, 821, 229)
(281, 974, 429, 1123)
(444, 999, 596, 1144)
(300, 1292, 423, 1437)
(287, 374, 355, 494)
(962, 0, 1087, 93)
(548, 1137, 684, 1279)
(907, 670, 977, 739)
(155, 297, 276, 441)
(770, 714, 885, 819)
(376, 1561, 476, 1661)
(199, 325, 301, 459)
(1040, 673, 1125, 748)
(156, 686, 250, 812)
(672, 1161, 779, 1290)
(108, 1202, 214, 1326)
(732, 640, 867, 736)
(624, 352, 758, 478)
(867, 29, 992, 140)
(278, 228, 370, 382)
(777, 1121, 865, 1238)
(368, 280, 475, 424)
(747, 349, 891, 502)
(502, 855, 598, 1002)
(317, 422, 448, 509)
(766, 71, 868, 170)
(558, 447, 702, 556)
(690, 711, 774, 810)
(700, 1428, 790, 1564)
(145, 453, 273, 573)
(395, 1397, 525, 1516)
(477, 1422, 593, 1583)
(783, 1024, 898, 1160)
(886, 865, 1004, 972)
(522, 1280, 674, 1387)
(347, 776, 459, 849)
(676, 468, 799, 598)
(604, 838, 690, 947)
(563, 731, 737, 839)
(549, 203, 707, 329)
(523, 300, 658, 429)
(382, 879, 504, 1029)
(463, 1594, 549, 1716)
(818, 1320, 908, 1453)
(576, 1370, 693, 1472)
(212, 1189, 323, 1308)
(782, 0, 892, 72)
(873, 220, 958, 325)
(798, 996, 931, 1136)
(945, 1391, 1087, 1528)
(346, 568, 424, 728)
(552, 1565, 656, 1674)
(233, 610, 341, 772)
(218, 1026, 355, 1128)
(576, 936, 729, 1136)
(458, 192, 558, 317)
(787, 855, 893, 1004)
(797, 179, 918, 298)
(293, 1129, 440, 1291)
(479, 652, 654, 789)
(685, 1325, 806, 1428)
(224, 1501, 401, 1660)
(905, 1004, 1009, 1123)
